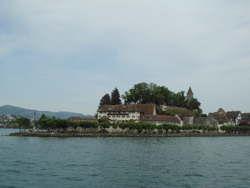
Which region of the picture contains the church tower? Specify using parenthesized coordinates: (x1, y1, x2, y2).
(187, 87, 193, 104)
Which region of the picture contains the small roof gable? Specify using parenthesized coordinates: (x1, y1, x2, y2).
(241, 113, 250, 122)
(211, 113, 229, 123)
(226, 111, 241, 120)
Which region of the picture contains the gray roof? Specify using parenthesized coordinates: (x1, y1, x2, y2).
(226, 111, 241, 120)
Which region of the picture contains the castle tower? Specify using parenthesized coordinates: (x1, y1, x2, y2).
(187, 87, 193, 104)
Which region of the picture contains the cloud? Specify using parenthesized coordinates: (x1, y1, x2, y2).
(0, 0, 249, 114)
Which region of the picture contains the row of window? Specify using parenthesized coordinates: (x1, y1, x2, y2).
(109, 115, 136, 118)
(100, 111, 136, 114)
(98, 115, 137, 118)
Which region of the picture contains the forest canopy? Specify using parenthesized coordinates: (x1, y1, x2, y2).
(98, 82, 201, 111)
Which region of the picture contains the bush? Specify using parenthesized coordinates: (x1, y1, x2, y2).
(238, 121, 250, 127)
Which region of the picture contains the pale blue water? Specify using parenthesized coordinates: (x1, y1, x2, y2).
(0, 128, 250, 188)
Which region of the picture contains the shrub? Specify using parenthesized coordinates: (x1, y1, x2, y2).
(238, 121, 250, 127)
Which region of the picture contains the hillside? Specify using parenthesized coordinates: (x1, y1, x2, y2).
(0, 105, 92, 119)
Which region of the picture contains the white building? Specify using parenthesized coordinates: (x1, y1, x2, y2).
(97, 104, 156, 123)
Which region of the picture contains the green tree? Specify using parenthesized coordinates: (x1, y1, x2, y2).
(111, 87, 122, 105)
(156, 125, 164, 133)
(98, 93, 111, 109)
(34, 120, 40, 131)
(40, 118, 56, 132)
(5, 122, 10, 128)
(122, 82, 186, 106)
(188, 98, 201, 110)
(99, 121, 111, 133)
(78, 121, 98, 133)
(39, 114, 47, 122)
(173, 91, 187, 107)
(39, 114, 47, 130)
(16, 117, 30, 132)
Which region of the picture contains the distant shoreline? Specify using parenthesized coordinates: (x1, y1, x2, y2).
(9, 132, 250, 138)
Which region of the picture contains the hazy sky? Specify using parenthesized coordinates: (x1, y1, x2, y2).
(0, 0, 249, 116)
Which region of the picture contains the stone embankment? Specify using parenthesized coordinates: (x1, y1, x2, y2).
(9, 132, 250, 138)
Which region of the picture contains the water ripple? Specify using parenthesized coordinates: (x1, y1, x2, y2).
(0, 131, 250, 188)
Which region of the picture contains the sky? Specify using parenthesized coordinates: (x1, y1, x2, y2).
(0, 0, 250, 116)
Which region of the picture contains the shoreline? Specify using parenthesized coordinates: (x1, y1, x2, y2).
(8, 132, 250, 138)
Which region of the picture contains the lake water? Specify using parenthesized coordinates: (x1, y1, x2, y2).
(0, 128, 250, 188)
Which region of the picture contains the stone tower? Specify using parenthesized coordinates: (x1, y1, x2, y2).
(187, 87, 193, 104)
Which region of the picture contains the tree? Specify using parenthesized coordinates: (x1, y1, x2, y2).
(156, 125, 164, 133)
(98, 93, 111, 109)
(121, 82, 186, 106)
(99, 122, 111, 133)
(16, 117, 30, 132)
(39, 114, 47, 122)
(34, 120, 40, 131)
(111, 87, 122, 105)
(39, 114, 47, 130)
(188, 98, 201, 110)
(40, 118, 56, 132)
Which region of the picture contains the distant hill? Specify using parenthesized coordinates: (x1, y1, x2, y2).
(0, 105, 93, 119)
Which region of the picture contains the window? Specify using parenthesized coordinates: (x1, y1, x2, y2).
(132, 115, 135, 118)
(112, 116, 115, 118)
(127, 116, 130, 118)
(98, 115, 101, 117)
(108, 116, 111, 118)
(122, 116, 125, 118)
(117, 116, 120, 118)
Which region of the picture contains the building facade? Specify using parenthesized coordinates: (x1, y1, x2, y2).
(97, 104, 156, 123)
